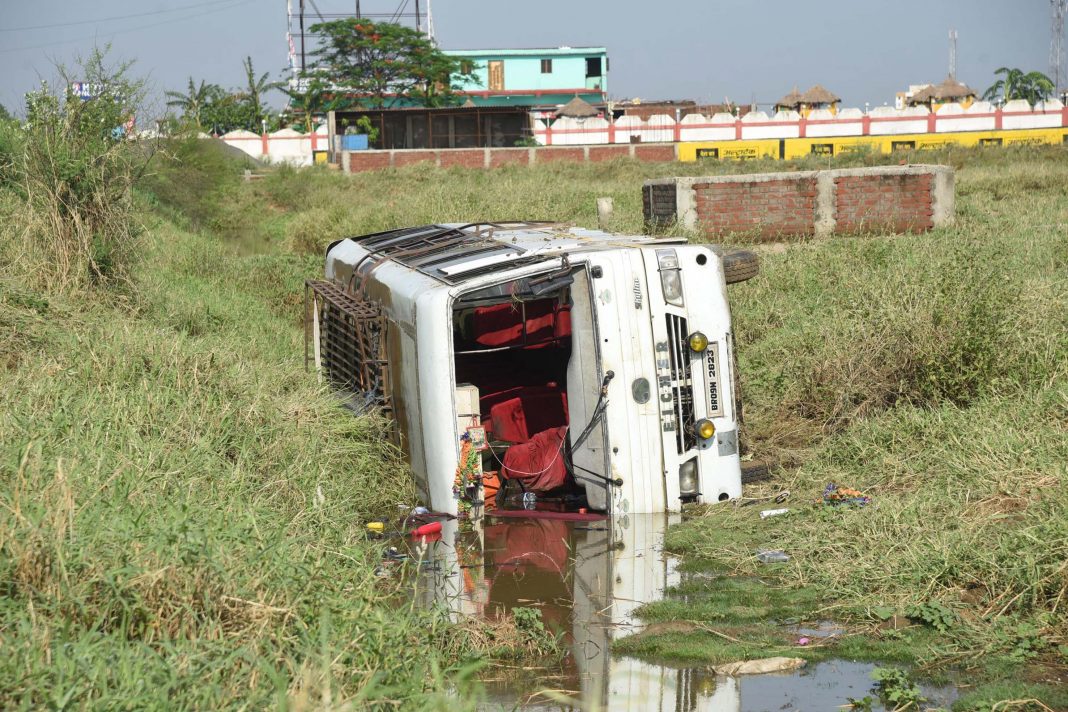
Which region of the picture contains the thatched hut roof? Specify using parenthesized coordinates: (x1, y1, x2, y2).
(774, 87, 804, 109)
(555, 96, 599, 118)
(799, 84, 841, 105)
(910, 76, 976, 104)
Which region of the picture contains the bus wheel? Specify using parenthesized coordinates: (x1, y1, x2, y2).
(722, 250, 760, 284)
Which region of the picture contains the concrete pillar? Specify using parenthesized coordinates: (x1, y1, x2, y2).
(931, 166, 956, 227)
(814, 172, 837, 236)
(596, 197, 614, 230)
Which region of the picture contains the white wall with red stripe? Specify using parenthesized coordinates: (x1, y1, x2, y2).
(534, 99, 1068, 146)
(216, 124, 329, 166)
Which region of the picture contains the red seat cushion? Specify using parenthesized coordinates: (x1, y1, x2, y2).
(501, 426, 569, 492)
(472, 301, 560, 347)
(489, 387, 568, 443)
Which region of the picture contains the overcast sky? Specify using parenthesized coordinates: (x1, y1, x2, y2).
(0, 0, 1054, 116)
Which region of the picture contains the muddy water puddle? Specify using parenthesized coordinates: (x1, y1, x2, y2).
(410, 513, 959, 710)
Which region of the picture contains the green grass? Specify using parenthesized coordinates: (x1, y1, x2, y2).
(0, 147, 490, 706)
(2, 137, 1066, 709)
(618, 147, 1067, 710)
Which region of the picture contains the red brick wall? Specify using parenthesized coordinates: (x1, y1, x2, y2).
(392, 150, 437, 168)
(345, 143, 689, 173)
(489, 149, 529, 168)
(348, 151, 392, 171)
(835, 174, 934, 233)
(589, 145, 631, 162)
(647, 166, 948, 239)
(438, 149, 485, 169)
(633, 144, 676, 162)
(694, 178, 818, 239)
(537, 147, 586, 164)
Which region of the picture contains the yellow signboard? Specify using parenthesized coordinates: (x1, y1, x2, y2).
(678, 140, 780, 162)
(677, 128, 1067, 163)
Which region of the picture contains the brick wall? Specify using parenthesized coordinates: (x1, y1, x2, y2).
(438, 149, 486, 169)
(643, 183, 678, 228)
(343, 143, 680, 173)
(693, 178, 818, 239)
(835, 173, 934, 233)
(643, 165, 954, 239)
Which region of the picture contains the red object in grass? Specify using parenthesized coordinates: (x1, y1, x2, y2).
(410, 521, 443, 538)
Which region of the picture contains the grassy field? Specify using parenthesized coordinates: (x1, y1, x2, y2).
(2, 138, 1066, 709)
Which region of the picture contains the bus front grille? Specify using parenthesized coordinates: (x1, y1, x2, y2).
(665, 314, 696, 454)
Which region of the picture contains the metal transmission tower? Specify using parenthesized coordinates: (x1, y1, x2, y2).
(948, 28, 958, 80)
(1053, 0, 1068, 93)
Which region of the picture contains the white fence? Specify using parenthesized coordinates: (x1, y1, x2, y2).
(534, 100, 1068, 145)
(216, 124, 329, 166)
(213, 100, 1068, 165)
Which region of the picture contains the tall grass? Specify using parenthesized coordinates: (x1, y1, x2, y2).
(659, 148, 1068, 689)
(0, 205, 485, 706)
(3, 133, 1066, 707)
(3, 50, 153, 291)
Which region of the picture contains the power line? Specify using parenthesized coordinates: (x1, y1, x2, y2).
(0, 0, 258, 55)
(0, 0, 227, 32)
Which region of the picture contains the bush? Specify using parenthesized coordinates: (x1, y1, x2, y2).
(6, 48, 152, 291)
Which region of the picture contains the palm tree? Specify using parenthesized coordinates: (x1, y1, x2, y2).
(164, 77, 217, 129)
(240, 57, 283, 128)
(982, 67, 1055, 105)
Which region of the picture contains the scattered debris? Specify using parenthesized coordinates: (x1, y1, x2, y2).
(797, 636, 811, 646)
(823, 483, 871, 507)
(740, 490, 790, 507)
(760, 508, 789, 519)
(756, 550, 790, 563)
(713, 657, 807, 676)
(411, 521, 442, 538)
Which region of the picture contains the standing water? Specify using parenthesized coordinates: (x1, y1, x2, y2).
(409, 513, 958, 710)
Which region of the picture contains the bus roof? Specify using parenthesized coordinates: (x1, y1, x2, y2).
(334, 222, 684, 286)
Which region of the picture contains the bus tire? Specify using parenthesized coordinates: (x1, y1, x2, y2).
(721, 250, 760, 284)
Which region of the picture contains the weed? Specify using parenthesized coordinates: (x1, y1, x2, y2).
(5, 48, 154, 291)
(906, 602, 958, 634)
(871, 667, 926, 710)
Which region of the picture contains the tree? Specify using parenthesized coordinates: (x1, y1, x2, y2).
(982, 67, 1055, 105)
(199, 86, 250, 134)
(0, 103, 11, 122)
(165, 77, 216, 129)
(239, 56, 283, 127)
(308, 19, 477, 108)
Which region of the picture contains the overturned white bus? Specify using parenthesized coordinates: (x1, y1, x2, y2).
(305, 223, 756, 516)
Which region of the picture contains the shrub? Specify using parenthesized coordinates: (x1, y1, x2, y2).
(7, 48, 152, 291)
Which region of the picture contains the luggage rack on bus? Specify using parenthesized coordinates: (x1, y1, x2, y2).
(350, 222, 567, 285)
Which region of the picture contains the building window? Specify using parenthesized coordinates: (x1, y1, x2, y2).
(540, 58, 553, 74)
(460, 60, 474, 74)
(586, 57, 602, 78)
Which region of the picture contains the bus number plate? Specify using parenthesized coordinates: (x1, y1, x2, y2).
(705, 342, 724, 418)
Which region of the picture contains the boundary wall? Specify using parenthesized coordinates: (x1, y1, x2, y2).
(341, 126, 1066, 173)
(342, 143, 676, 173)
(216, 124, 328, 166)
(535, 99, 1067, 145)
(644, 165, 954, 240)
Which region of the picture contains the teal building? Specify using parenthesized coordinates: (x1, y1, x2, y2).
(444, 47, 608, 108)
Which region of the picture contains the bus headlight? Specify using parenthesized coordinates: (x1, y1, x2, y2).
(679, 459, 699, 495)
(688, 331, 708, 352)
(695, 419, 715, 440)
(656, 248, 684, 306)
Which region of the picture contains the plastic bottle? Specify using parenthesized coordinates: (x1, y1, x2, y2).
(756, 549, 790, 563)
(760, 508, 789, 519)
